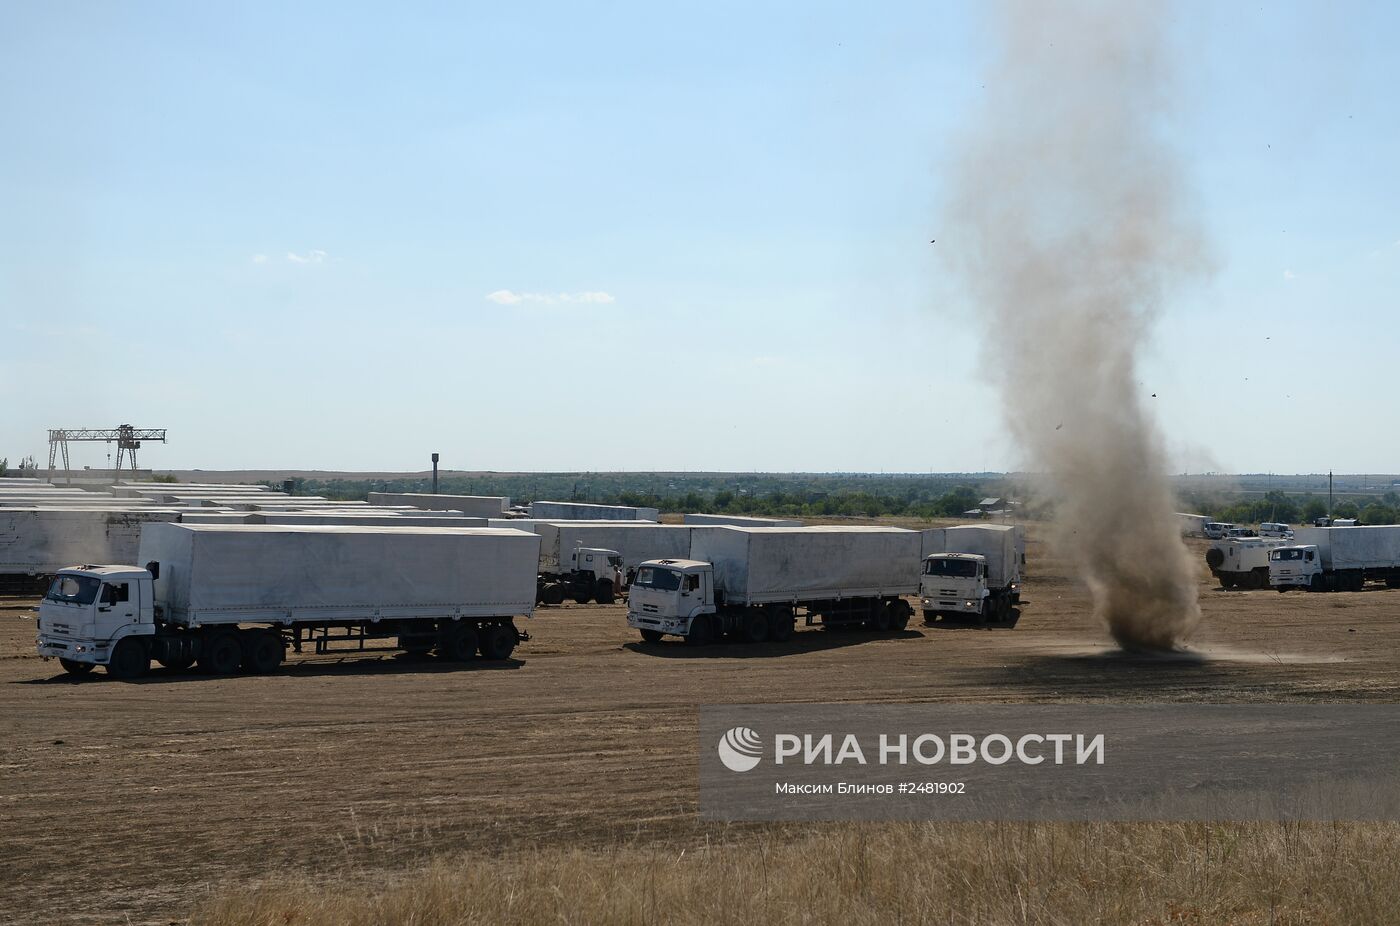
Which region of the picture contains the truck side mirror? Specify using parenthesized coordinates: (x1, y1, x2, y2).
(145, 561, 160, 580)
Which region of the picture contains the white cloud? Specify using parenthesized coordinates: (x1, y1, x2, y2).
(485, 290, 615, 306)
(251, 253, 269, 264)
(286, 249, 329, 264)
(1283, 269, 1297, 281)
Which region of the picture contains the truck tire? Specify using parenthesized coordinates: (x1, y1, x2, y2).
(59, 658, 93, 675)
(888, 600, 912, 631)
(1220, 574, 1237, 590)
(1205, 548, 1225, 569)
(769, 611, 796, 642)
(870, 602, 893, 632)
(241, 632, 284, 674)
(437, 623, 478, 662)
(1309, 575, 1326, 593)
(740, 609, 770, 644)
(541, 583, 566, 606)
(685, 615, 715, 646)
(479, 624, 517, 660)
(106, 638, 150, 680)
(199, 631, 243, 675)
(570, 587, 593, 605)
(922, 610, 938, 625)
(594, 580, 616, 605)
(158, 655, 195, 672)
(639, 629, 665, 644)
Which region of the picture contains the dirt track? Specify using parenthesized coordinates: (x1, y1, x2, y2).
(2, 535, 1398, 924)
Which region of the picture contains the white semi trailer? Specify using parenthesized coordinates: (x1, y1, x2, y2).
(1205, 537, 1286, 589)
(530, 500, 660, 521)
(35, 523, 541, 678)
(627, 526, 920, 645)
(919, 525, 1024, 624)
(1269, 525, 1400, 592)
(682, 513, 803, 527)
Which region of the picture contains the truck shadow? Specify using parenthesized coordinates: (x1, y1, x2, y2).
(624, 628, 924, 659)
(17, 654, 524, 685)
(922, 607, 1024, 630)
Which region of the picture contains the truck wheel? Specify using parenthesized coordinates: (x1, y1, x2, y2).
(769, 612, 795, 642)
(1220, 574, 1237, 590)
(241, 632, 284, 674)
(1309, 575, 1327, 593)
(157, 655, 195, 672)
(888, 600, 911, 631)
(871, 604, 893, 632)
(570, 588, 593, 605)
(685, 616, 715, 646)
(541, 583, 566, 606)
(1205, 548, 1225, 569)
(437, 623, 478, 661)
(479, 624, 517, 660)
(199, 631, 243, 675)
(594, 580, 616, 605)
(639, 629, 665, 644)
(740, 609, 770, 644)
(922, 610, 937, 625)
(106, 638, 150, 680)
(59, 658, 93, 675)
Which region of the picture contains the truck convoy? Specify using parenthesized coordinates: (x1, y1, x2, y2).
(1269, 525, 1400, 592)
(919, 525, 1023, 624)
(35, 524, 541, 678)
(1206, 537, 1286, 589)
(492, 521, 695, 604)
(626, 526, 920, 645)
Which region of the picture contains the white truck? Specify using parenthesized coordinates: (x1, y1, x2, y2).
(1177, 513, 1210, 537)
(35, 523, 541, 678)
(529, 500, 660, 521)
(627, 526, 920, 645)
(1268, 525, 1400, 593)
(492, 520, 694, 604)
(919, 525, 1024, 624)
(1205, 537, 1286, 589)
(682, 513, 803, 527)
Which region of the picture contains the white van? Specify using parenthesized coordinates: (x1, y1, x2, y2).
(1259, 522, 1293, 539)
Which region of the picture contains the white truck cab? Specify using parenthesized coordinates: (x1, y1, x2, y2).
(920, 553, 1007, 623)
(36, 565, 157, 675)
(1268, 545, 1320, 590)
(626, 559, 713, 639)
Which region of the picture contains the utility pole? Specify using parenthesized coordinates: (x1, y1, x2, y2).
(431, 453, 440, 495)
(1328, 470, 1334, 517)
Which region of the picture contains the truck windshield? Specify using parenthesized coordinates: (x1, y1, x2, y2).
(924, 558, 978, 578)
(45, 574, 101, 605)
(1270, 549, 1305, 561)
(633, 566, 682, 590)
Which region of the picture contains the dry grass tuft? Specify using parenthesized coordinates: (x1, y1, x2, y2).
(194, 821, 1400, 925)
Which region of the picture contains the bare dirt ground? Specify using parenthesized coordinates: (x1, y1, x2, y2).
(2, 532, 1398, 924)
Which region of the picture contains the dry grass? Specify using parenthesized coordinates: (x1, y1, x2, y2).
(194, 821, 1400, 925)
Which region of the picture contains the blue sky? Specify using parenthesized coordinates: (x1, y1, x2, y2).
(2, 1, 1396, 474)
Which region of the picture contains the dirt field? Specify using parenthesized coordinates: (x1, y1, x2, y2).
(2, 532, 1398, 924)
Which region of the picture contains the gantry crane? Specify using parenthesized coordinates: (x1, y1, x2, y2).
(46, 425, 167, 483)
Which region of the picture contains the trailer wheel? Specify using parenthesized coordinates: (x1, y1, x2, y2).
(769, 611, 796, 642)
(594, 580, 616, 605)
(437, 623, 478, 662)
(199, 631, 243, 675)
(1219, 574, 1237, 590)
(685, 615, 715, 646)
(106, 638, 150, 680)
(479, 624, 517, 660)
(59, 658, 93, 675)
(639, 629, 665, 644)
(541, 583, 566, 606)
(570, 588, 593, 605)
(241, 632, 284, 674)
(887, 600, 911, 631)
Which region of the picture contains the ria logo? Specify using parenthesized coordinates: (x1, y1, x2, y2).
(717, 726, 763, 772)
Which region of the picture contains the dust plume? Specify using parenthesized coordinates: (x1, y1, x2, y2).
(943, 1, 1209, 649)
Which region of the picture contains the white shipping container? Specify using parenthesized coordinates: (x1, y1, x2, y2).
(139, 523, 541, 625)
(253, 513, 488, 527)
(368, 492, 510, 517)
(689, 526, 921, 605)
(682, 513, 803, 527)
(530, 501, 659, 522)
(0, 508, 183, 575)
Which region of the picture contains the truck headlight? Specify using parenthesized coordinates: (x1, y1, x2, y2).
(965, 600, 974, 608)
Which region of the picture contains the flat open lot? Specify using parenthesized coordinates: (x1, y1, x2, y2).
(2, 534, 1398, 924)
